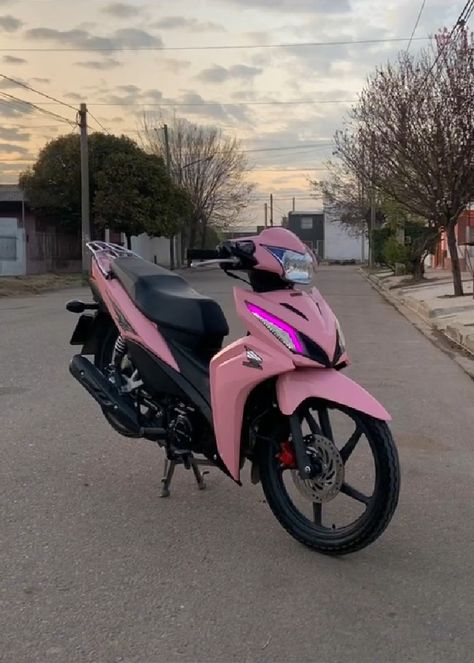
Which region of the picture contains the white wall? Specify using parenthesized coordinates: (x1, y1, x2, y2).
(129, 234, 172, 267)
(0, 217, 26, 276)
(324, 210, 368, 262)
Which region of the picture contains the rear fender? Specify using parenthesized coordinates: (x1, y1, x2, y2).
(70, 311, 113, 356)
(276, 369, 391, 421)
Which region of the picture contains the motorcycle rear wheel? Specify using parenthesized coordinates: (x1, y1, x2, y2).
(257, 401, 400, 555)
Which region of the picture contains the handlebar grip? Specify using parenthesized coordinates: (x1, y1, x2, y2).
(186, 249, 220, 260)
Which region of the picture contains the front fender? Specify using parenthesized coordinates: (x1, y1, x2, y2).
(276, 369, 391, 421)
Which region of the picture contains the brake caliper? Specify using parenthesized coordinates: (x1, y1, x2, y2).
(277, 440, 296, 469)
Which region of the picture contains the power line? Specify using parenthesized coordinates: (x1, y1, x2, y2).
(243, 143, 333, 154)
(0, 73, 77, 112)
(21, 99, 357, 108)
(407, 0, 427, 52)
(0, 90, 77, 126)
(87, 109, 111, 134)
(247, 167, 328, 172)
(0, 36, 431, 53)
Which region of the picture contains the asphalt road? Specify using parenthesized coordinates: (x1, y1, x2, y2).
(1, 266, 474, 663)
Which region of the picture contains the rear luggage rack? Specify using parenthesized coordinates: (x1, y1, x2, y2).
(87, 241, 141, 276)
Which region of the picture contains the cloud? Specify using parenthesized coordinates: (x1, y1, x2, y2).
(197, 64, 262, 83)
(26, 26, 163, 50)
(0, 75, 27, 88)
(75, 58, 121, 70)
(113, 28, 162, 48)
(101, 2, 138, 18)
(161, 58, 191, 74)
(0, 14, 23, 31)
(64, 92, 83, 101)
(144, 89, 163, 101)
(0, 99, 35, 118)
(0, 127, 30, 142)
(162, 90, 253, 126)
(2, 55, 26, 64)
(117, 84, 140, 94)
(219, 0, 350, 12)
(153, 16, 224, 32)
(0, 142, 30, 155)
(31, 77, 50, 84)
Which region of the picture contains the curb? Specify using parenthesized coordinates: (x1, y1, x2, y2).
(361, 269, 474, 380)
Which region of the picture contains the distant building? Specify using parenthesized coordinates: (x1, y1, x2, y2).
(324, 205, 368, 263)
(431, 208, 474, 272)
(0, 184, 81, 276)
(287, 211, 325, 257)
(287, 208, 367, 262)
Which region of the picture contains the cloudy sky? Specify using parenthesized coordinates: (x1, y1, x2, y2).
(0, 0, 461, 224)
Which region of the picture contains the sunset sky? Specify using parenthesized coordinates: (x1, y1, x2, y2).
(0, 0, 459, 225)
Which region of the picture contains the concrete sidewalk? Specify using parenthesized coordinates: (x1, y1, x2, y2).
(365, 268, 474, 355)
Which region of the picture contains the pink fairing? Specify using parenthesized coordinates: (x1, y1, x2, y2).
(91, 260, 179, 372)
(210, 335, 295, 481)
(234, 286, 348, 368)
(277, 369, 391, 421)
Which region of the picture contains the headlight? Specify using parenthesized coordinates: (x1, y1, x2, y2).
(265, 247, 314, 285)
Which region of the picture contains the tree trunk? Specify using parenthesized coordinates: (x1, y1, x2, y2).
(411, 257, 425, 281)
(169, 235, 175, 271)
(188, 220, 197, 250)
(125, 233, 132, 250)
(201, 222, 208, 249)
(446, 222, 464, 296)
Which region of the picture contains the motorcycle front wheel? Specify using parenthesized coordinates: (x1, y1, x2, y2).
(257, 400, 400, 555)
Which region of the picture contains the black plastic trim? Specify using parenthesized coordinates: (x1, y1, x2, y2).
(126, 340, 212, 425)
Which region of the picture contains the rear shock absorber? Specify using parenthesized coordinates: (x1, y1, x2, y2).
(111, 335, 127, 369)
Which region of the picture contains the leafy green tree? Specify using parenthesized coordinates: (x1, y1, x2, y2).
(20, 133, 188, 243)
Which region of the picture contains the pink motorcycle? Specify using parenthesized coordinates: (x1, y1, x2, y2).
(67, 227, 400, 555)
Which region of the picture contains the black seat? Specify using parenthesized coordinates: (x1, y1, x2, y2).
(111, 257, 229, 339)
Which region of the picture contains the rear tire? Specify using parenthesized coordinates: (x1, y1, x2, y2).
(257, 403, 400, 555)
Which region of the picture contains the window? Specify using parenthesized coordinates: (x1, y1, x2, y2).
(300, 216, 313, 230)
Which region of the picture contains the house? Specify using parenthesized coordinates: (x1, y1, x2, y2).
(286, 209, 367, 262)
(0, 184, 81, 276)
(323, 205, 368, 262)
(431, 208, 474, 271)
(287, 211, 325, 257)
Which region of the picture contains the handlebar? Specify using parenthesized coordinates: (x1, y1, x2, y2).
(186, 249, 221, 260)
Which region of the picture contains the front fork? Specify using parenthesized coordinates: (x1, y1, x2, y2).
(289, 412, 323, 479)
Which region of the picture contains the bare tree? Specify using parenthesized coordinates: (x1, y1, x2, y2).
(335, 27, 474, 295)
(312, 160, 382, 238)
(142, 116, 253, 253)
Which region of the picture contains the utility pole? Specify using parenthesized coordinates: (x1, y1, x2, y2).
(79, 103, 91, 276)
(292, 197, 296, 212)
(264, 203, 268, 227)
(270, 194, 273, 226)
(163, 123, 176, 270)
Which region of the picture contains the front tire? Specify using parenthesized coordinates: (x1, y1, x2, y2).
(257, 402, 400, 555)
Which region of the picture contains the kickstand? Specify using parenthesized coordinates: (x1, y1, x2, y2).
(160, 457, 176, 498)
(191, 457, 207, 491)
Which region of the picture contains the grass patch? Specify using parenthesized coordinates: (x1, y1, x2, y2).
(0, 273, 82, 297)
